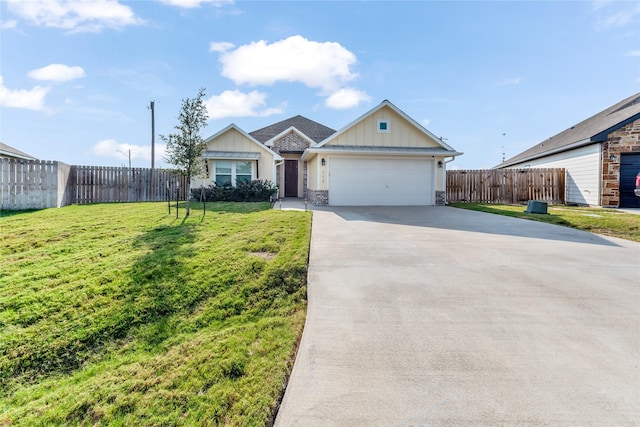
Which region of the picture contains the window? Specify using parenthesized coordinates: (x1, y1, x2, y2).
(215, 160, 232, 186)
(377, 120, 390, 133)
(215, 160, 253, 187)
(235, 161, 252, 184)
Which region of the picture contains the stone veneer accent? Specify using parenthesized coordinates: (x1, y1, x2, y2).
(435, 191, 446, 206)
(601, 118, 640, 207)
(272, 131, 310, 153)
(307, 190, 329, 205)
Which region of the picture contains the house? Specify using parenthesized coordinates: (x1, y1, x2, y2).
(0, 142, 38, 161)
(193, 100, 462, 206)
(496, 93, 640, 208)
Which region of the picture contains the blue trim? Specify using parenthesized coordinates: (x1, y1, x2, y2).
(591, 112, 640, 141)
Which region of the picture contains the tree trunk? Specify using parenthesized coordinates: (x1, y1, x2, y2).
(185, 182, 191, 217)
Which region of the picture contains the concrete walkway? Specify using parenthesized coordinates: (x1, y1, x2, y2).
(274, 206, 640, 426)
(273, 198, 313, 211)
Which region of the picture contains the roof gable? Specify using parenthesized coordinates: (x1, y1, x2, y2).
(263, 126, 316, 148)
(314, 100, 458, 152)
(249, 115, 336, 144)
(500, 92, 640, 167)
(204, 124, 282, 160)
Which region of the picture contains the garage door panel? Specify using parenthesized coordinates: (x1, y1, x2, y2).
(329, 157, 434, 206)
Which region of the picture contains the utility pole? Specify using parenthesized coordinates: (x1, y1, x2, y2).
(150, 101, 155, 170)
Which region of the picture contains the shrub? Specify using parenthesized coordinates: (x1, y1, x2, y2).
(191, 180, 278, 202)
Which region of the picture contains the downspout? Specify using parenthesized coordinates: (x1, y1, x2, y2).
(443, 156, 456, 205)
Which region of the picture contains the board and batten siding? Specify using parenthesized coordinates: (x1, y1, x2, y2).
(507, 143, 601, 206)
(325, 106, 442, 148)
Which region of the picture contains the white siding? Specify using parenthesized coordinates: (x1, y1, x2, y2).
(510, 144, 601, 206)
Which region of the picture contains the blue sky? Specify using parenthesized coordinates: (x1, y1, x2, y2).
(1, 0, 639, 169)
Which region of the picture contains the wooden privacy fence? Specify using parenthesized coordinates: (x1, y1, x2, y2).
(1, 159, 189, 210)
(447, 168, 565, 204)
(72, 166, 188, 205)
(1, 159, 67, 209)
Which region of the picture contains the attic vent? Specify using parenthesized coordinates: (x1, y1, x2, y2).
(377, 120, 390, 133)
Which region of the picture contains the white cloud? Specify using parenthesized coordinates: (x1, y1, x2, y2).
(28, 64, 86, 82)
(624, 50, 640, 57)
(496, 77, 522, 86)
(159, 0, 232, 8)
(1, 20, 18, 29)
(593, 1, 640, 29)
(209, 41, 235, 53)
(214, 35, 370, 109)
(204, 90, 284, 119)
(218, 35, 359, 93)
(324, 88, 371, 110)
(91, 139, 164, 163)
(0, 75, 50, 110)
(421, 118, 431, 127)
(6, 0, 143, 33)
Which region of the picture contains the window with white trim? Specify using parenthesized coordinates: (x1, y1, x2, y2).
(377, 119, 390, 133)
(214, 160, 253, 187)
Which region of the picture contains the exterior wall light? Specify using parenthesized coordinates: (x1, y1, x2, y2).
(321, 158, 326, 166)
(437, 160, 443, 168)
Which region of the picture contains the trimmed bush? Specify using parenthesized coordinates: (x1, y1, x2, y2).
(191, 180, 278, 202)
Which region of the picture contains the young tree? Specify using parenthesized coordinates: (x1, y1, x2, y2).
(161, 88, 208, 217)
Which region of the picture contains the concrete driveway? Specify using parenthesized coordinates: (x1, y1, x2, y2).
(274, 206, 640, 427)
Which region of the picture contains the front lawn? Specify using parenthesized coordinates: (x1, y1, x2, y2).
(0, 202, 311, 426)
(449, 203, 640, 242)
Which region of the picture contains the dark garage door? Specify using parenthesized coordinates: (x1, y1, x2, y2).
(620, 153, 640, 208)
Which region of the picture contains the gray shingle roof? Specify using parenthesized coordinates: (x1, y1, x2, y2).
(0, 142, 38, 160)
(499, 92, 640, 168)
(249, 115, 336, 144)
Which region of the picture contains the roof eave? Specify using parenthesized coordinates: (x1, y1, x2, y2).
(591, 112, 640, 142)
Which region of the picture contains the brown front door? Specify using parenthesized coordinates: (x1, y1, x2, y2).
(284, 160, 298, 197)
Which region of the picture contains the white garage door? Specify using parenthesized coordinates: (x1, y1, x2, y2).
(329, 157, 434, 206)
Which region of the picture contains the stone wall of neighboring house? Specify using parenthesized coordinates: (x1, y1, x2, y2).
(601, 118, 640, 207)
(272, 131, 310, 154)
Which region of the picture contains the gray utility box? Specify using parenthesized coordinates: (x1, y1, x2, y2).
(525, 200, 548, 214)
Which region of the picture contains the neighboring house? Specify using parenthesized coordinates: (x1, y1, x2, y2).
(193, 100, 462, 206)
(496, 93, 640, 208)
(0, 142, 38, 161)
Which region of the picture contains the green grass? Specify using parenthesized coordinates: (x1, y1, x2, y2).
(0, 201, 311, 426)
(449, 203, 640, 242)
